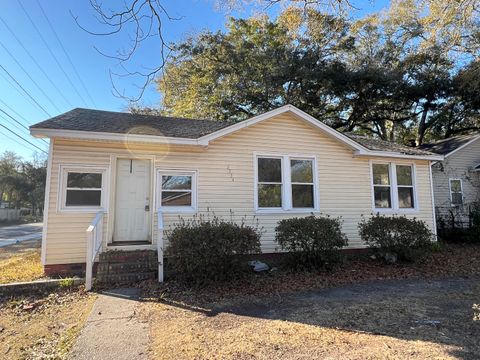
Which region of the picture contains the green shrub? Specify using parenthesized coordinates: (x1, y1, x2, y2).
(358, 214, 434, 262)
(468, 206, 480, 243)
(165, 215, 261, 283)
(275, 215, 348, 270)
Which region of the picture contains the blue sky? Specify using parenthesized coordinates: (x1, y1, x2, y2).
(0, 0, 388, 159)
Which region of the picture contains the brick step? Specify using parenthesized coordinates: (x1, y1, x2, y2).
(99, 250, 157, 263)
(96, 271, 157, 284)
(97, 261, 157, 274)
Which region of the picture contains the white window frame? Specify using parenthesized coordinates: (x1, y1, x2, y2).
(58, 165, 109, 213)
(449, 178, 463, 206)
(156, 170, 197, 213)
(370, 161, 418, 212)
(254, 153, 319, 213)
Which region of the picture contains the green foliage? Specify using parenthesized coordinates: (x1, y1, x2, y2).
(468, 205, 480, 243)
(0, 151, 46, 214)
(58, 278, 75, 288)
(165, 215, 262, 283)
(275, 215, 348, 270)
(358, 214, 434, 262)
(154, 6, 480, 145)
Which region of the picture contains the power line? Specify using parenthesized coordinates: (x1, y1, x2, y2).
(0, 122, 47, 154)
(0, 128, 39, 154)
(0, 64, 51, 117)
(0, 16, 74, 108)
(17, 0, 89, 107)
(0, 107, 49, 145)
(35, 0, 97, 109)
(0, 70, 42, 112)
(0, 39, 62, 113)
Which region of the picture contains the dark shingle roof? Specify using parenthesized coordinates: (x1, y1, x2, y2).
(30, 108, 231, 139)
(344, 133, 436, 156)
(31, 108, 439, 157)
(419, 133, 480, 155)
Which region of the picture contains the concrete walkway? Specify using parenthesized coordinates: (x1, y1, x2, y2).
(69, 288, 150, 360)
(0, 222, 42, 247)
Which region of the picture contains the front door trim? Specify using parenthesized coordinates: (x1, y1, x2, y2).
(107, 154, 156, 246)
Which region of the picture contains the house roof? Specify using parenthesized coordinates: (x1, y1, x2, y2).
(420, 133, 480, 156)
(30, 106, 443, 160)
(345, 133, 435, 156)
(30, 108, 232, 139)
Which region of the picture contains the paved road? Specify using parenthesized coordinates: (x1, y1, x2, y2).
(0, 223, 43, 247)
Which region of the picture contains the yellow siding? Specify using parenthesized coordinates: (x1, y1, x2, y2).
(44, 113, 435, 265)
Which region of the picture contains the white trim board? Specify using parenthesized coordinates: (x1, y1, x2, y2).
(31, 104, 444, 161)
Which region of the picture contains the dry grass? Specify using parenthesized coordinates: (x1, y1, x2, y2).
(0, 289, 96, 359)
(143, 281, 480, 360)
(0, 249, 44, 284)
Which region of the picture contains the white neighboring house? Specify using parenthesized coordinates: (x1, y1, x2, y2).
(421, 133, 480, 230)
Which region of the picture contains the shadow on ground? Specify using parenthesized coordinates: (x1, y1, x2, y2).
(138, 276, 480, 359)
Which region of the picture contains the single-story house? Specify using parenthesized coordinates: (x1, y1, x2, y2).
(30, 105, 443, 285)
(420, 133, 480, 229)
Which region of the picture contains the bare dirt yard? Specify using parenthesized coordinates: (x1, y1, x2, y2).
(140, 242, 480, 360)
(142, 277, 480, 360)
(0, 288, 96, 359)
(0, 239, 43, 284)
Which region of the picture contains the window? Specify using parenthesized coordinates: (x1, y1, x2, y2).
(291, 159, 314, 208)
(255, 155, 317, 211)
(257, 157, 282, 208)
(59, 166, 107, 211)
(450, 179, 463, 205)
(157, 171, 196, 212)
(371, 162, 416, 211)
(396, 165, 414, 208)
(372, 164, 391, 208)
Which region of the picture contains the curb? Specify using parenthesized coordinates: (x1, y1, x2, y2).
(0, 277, 84, 297)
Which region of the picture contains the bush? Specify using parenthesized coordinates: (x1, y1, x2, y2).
(468, 206, 480, 243)
(275, 215, 348, 270)
(165, 215, 261, 283)
(358, 214, 434, 262)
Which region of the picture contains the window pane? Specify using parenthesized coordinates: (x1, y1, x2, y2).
(67, 173, 102, 188)
(452, 193, 463, 205)
(397, 166, 413, 186)
(161, 191, 192, 206)
(372, 164, 390, 185)
(291, 160, 313, 183)
(258, 158, 282, 183)
(398, 187, 414, 208)
(450, 180, 462, 193)
(374, 186, 391, 208)
(258, 184, 282, 207)
(162, 175, 192, 190)
(66, 190, 101, 206)
(292, 184, 314, 208)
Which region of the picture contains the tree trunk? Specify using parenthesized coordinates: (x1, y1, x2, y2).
(417, 102, 430, 145)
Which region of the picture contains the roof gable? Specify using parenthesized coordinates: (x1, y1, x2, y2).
(30, 105, 443, 160)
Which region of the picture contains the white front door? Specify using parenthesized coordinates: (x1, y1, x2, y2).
(113, 159, 151, 242)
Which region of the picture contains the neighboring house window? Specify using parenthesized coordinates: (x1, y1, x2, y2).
(256, 155, 317, 211)
(449, 179, 463, 205)
(157, 171, 196, 212)
(371, 162, 416, 211)
(59, 166, 107, 211)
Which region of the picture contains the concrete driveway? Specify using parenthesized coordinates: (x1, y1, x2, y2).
(0, 223, 43, 247)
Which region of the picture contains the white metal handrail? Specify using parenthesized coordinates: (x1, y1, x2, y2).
(157, 209, 164, 283)
(85, 210, 104, 291)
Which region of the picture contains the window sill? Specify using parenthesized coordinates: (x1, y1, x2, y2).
(157, 207, 197, 214)
(373, 208, 420, 214)
(58, 207, 106, 214)
(255, 208, 319, 215)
